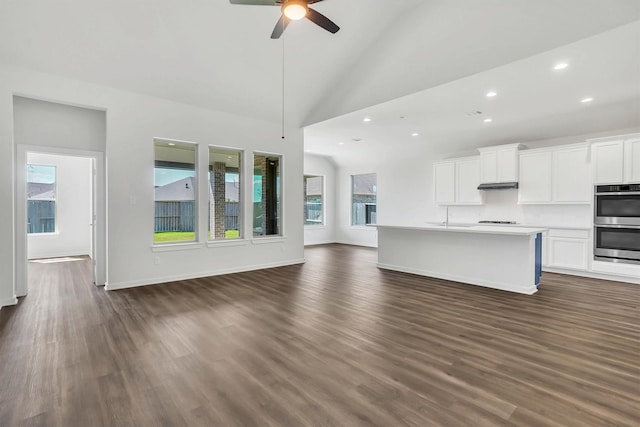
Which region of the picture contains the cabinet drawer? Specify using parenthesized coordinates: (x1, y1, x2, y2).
(548, 229, 590, 239)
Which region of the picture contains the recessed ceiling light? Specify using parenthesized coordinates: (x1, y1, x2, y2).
(338, 142, 345, 145)
(352, 138, 362, 142)
(167, 142, 176, 146)
(400, 115, 406, 119)
(484, 118, 493, 123)
(305, 149, 311, 152)
(581, 97, 593, 103)
(363, 117, 371, 122)
(553, 62, 569, 70)
(486, 91, 497, 98)
(411, 132, 419, 137)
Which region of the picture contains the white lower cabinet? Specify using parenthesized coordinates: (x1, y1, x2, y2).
(545, 228, 590, 271)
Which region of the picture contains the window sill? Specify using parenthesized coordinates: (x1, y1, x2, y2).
(350, 225, 377, 229)
(151, 242, 204, 252)
(304, 225, 326, 229)
(251, 236, 286, 245)
(207, 239, 249, 248)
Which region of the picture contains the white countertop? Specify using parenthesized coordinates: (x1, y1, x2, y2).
(377, 224, 547, 236)
(424, 221, 590, 231)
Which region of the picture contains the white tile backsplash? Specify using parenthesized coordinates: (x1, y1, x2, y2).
(441, 189, 592, 227)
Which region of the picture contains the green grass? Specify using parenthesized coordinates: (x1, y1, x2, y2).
(225, 229, 240, 238)
(154, 230, 239, 243)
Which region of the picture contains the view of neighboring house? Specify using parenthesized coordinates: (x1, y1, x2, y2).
(153, 177, 240, 234)
(27, 182, 55, 200)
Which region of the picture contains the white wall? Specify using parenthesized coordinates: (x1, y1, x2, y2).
(26, 153, 92, 260)
(0, 64, 305, 307)
(304, 154, 336, 245)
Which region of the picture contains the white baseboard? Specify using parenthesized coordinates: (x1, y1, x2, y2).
(0, 297, 18, 308)
(543, 267, 640, 285)
(304, 240, 336, 246)
(28, 252, 90, 261)
(335, 240, 378, 248)
(105, 258, 306, 291)
(377, 262, 538, 295)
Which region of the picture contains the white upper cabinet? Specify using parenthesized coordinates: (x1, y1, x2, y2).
(433, 161, 455, 204)
(518, 151, 552, 203)
(478, 143, 522, 183)
(624, 137, 640, 183)
(591, 134, 640, 184)
(553, 145, 591, 203)
(479, 150, 498, 183)
(592, 139, 624, 184)
(455, 157, 483, 204)
(518, 143, 590, 204)
(433, 157, 482, 205)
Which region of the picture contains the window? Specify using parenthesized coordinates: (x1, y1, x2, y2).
(154, 140, 197, 244)
(27, 164, 56, 233)
(253, 154, 281, 236)
(304, 175, 324, 226)
(209, 147, 242, 240)
(351, 173, 377, 225)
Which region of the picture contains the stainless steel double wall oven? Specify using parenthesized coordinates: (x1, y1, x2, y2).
(594, 184, 640, 264)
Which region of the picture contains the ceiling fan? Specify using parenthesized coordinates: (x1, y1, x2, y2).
(229, 0, 340, 39)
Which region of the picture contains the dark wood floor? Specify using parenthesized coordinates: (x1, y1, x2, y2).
(1, 245, 639, 426)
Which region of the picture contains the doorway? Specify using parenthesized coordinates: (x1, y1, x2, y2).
(15, 146, 106, 297)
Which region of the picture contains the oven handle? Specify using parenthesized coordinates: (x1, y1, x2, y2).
(595, 224, 640, 229)
(595, 191, 640, 196)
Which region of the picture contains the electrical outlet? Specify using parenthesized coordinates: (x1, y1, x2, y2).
(154, 256, 160, 265)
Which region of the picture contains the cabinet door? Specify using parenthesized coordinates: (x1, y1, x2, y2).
(553, 146, 591, 203)
(592, 140, 624, 184)
(625, 138, 640, 183)
(433, 161, 455, 204)
(455, 158, 482, 204)
(541, 235, 549, 267)
(518, 151, 552, 203)
(497, 146, 518, 182)
(548, 238, 589, 270)
(480, 150, 497, 183)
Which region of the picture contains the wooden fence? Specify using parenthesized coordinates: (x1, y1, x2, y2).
(154, 201, 239, 232)
(27, 200, 55, 233)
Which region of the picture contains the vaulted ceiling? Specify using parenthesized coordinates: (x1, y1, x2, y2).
(1, 1, 639, 162)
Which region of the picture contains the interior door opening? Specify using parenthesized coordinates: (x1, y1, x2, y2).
(16, 146, 106, 298)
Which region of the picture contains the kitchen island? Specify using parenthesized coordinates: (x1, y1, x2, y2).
(377, 224, 546, 294)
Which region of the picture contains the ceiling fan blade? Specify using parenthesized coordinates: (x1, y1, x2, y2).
(271, 15, 291, 39)
(229, 0, 278, 5)
(306, 7, 340, 34)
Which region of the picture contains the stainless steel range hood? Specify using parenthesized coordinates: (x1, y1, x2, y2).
(477, 182, 519, 190)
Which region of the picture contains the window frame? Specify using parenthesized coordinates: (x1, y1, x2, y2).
(304, 174, 325, 227)
(351, 173, 377, 227)
(252, 152, 284, 238)
(153, 138, 199, 245)
(208, 145, 244, 241)
(26, 163, 57, 234)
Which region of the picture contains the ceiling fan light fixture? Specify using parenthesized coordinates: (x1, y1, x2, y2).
(283, 1, 308, 20)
